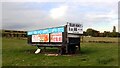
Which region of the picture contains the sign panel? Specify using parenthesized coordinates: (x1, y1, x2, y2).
(32, 34, 49, 42)
(27, 26, 64, 35)
(50, 33, 62, 42)
(67, 22, 83, 34)
(32, 35, 40, 42)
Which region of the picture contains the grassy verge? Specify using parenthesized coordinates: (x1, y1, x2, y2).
(2, 38, 118, 66)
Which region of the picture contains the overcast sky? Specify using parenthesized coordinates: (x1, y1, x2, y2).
(1, 0, 119, 32)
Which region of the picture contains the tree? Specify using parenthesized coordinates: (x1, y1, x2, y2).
(113, 26, 116, 32)
(83, 31, 87, 36)
(111, 32, 118, 37)
(86, 28, 99, 37)
(104, 31, 111, 37)
(86, 28, 93, 36)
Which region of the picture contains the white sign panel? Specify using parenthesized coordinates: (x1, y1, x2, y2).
(67, 22, 83, 34)
(32, 35, 40, 42)
(50, 33, 62, 42)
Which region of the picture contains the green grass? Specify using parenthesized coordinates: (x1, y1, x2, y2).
(82, 37, 119, 43)
(0, 37, 2, 67)
(2, 38, 118, 66)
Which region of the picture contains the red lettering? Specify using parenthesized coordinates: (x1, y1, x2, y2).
(59, 37, 62, 42)
(56, 37, 58, 41)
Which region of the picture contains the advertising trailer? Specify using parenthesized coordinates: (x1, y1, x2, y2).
(27, 22, 83, 54)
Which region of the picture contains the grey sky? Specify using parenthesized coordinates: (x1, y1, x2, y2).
(1, 0, 119, 32)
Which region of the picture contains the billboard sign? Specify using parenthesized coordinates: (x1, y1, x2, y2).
(50, 33, 62, 42)
(32, 34, 49, 42)
(67, 22, 83, 34)
(27, 26, 64, 35)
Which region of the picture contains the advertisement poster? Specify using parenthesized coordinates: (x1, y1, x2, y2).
(32, 34, 49, 42)
(32, 35, 40, 42)
(50, 33, 62, 42)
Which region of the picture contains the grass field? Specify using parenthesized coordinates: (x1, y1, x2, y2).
(82, 37, 119, 43)
(2, 38, 118, 66)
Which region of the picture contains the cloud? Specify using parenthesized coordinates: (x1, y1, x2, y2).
(82, 8, 118, 31)
(1, 1, 118, 32)
(2, 2, 67, 31)
(2, 3, 49, 30)
(49, 5, 68, 19)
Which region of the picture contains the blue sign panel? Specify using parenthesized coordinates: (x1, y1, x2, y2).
(27, 26, 64, 35)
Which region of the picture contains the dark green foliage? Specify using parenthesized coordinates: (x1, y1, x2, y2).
(85, 28, 120, 37)
(86, 28, 99, 37)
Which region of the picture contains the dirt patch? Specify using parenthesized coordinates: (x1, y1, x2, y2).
(45, 54, 59, 56)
